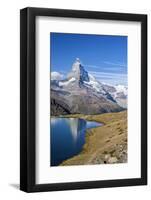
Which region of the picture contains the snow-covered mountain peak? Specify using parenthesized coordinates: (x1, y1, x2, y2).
(114, 85, 127, 96)
(67, 58, 89, 83)
(72, 58, 81, 71)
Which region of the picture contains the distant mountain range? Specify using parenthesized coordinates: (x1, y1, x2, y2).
(51, 58, 127, 116)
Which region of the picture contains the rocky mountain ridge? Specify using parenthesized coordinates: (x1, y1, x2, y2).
(51, 58, 127, 115)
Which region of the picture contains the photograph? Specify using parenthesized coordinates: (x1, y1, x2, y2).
(50, 32, 128, 167)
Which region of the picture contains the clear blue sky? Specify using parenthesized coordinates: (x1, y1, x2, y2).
(50, 32, 127, 85)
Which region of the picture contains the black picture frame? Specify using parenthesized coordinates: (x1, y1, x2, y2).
(20, 7, 147, 192)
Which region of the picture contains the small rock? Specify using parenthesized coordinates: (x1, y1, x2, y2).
(104, 154, 110, 161)
(108, 157, 118, 164)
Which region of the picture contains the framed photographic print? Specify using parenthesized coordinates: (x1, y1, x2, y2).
(20, 7, 147, 192)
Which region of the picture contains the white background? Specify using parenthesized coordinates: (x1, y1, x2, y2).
(0, 0, 150, 199)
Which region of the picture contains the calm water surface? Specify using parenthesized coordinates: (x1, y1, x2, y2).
(50, 118, 102, 166)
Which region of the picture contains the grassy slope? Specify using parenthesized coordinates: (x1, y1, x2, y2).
(60, 110, 127, 166)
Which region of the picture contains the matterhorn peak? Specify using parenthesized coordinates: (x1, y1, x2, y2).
(76, 57, 80, 62)
(72, 58, 81, 72)
(67, 58, 89, 83)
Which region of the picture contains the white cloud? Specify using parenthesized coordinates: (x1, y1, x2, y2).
(89, 71, 127, 77)
(89, 71, 127, 86)
(84, 62, 127, 73)
(51, 71, 64, 80)
(85, 64, 100, 69)
(103, 61, 126, 67)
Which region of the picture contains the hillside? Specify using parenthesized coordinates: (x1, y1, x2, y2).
(60, 110, 127, 166)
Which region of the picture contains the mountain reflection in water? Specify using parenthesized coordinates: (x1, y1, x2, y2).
(50, 118, 101, 166)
